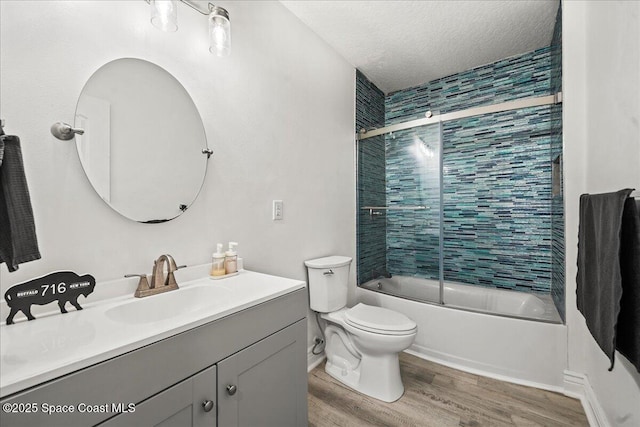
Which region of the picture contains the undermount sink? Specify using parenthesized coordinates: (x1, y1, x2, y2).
(105, 284, 230, 324)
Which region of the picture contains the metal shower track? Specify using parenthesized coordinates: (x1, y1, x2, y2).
(357, 92, 563, 140)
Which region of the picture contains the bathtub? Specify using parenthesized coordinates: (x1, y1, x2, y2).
(360, 276, 562, 323)
(355, 276, 567, 390)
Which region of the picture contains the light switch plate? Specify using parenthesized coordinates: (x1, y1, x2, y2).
(273, 200, 283, 220)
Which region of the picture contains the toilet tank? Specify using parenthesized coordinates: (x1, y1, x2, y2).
(304, 256, 352, 313)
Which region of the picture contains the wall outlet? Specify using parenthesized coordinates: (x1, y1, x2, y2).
(272, 200, 283, 220)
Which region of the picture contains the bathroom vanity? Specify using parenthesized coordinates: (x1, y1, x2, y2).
(0, 269, 308, 426)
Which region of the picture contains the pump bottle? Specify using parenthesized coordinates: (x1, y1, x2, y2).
(224, 242, 238, 274)
(210, 243, 226, 277)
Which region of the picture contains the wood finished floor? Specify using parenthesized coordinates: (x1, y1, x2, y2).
(308, 353, 589, 427)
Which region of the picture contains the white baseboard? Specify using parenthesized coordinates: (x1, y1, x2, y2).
(405, 345, 565, 394)
(307, 345, 325, 373)
(563, 370, 608, 427)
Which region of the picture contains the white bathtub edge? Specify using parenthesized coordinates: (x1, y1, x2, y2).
(563, 370, 608, 427)
(357, 287, 567, 388)
(405, 346, 565, 394)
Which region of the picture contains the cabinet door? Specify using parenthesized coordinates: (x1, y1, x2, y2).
(100, 365, 217, 427)
(217, 319, 307, 427)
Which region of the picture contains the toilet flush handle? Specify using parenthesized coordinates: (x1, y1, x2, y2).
(323, 269, 334, 276)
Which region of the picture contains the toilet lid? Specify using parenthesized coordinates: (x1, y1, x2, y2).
(304, 256, 352, 269)
(344, 303, 416, 334)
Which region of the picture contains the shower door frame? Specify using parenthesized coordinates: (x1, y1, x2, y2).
(357, 93, 562, 141)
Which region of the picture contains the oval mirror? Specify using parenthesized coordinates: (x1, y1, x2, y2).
(74, 58, 208, 223)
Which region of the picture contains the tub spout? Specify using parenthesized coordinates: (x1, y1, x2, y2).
(372, 268, 392, 279)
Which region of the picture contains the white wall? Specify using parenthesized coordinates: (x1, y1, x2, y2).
(563, 1, 640, 425)
(0, 1, 356, 354)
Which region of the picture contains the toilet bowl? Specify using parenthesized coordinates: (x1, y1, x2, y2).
(321, 304, 417, 402)
(305, 256, 417, 402)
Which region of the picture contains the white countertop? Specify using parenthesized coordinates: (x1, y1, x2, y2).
(0, 267, 305, 398)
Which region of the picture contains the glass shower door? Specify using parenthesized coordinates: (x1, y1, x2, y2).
(357, 123, 442, 304)
(441, 110, 559, 322)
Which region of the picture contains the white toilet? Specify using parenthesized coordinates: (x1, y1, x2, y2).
(305, 256, 417, 402)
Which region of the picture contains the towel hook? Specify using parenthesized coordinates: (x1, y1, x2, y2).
(51, 122, 85, 141)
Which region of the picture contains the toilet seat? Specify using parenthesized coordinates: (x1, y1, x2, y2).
(344, 303, 417, 336)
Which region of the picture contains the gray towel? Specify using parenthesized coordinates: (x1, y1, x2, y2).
(0, 135, 41, 272)
(577, 188, 633, 370)
(0, 123, 4, 166)
(617, 198, 640, 372)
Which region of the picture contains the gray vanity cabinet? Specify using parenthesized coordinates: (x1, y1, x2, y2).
(0, 287, 308, 427)
(101, 320, 307, 427)
(100, 365, 217, 427)
(217, 320, 307, 427)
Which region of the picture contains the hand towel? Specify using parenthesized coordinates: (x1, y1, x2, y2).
(0, 134, 41, 272)
(577, 188, 633, 370)
(0, 123, 4, 166)
(617, 198, 640, 372)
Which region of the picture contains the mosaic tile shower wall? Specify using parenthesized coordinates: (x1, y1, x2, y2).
(356, 70, 386, 284)
(383, 46, 557, 293)
(550, 3, 565, 320)
(386, 48, 554, 125)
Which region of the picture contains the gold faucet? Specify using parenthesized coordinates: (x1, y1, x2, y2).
(125, 255, 184, 298)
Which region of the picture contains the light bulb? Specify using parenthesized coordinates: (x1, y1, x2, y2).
(209, 7, 230, 56)
(151, 0, 178, 32)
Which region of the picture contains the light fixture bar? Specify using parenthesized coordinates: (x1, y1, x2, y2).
(145, 0, 216, 16)
(179, 0, 216, 15)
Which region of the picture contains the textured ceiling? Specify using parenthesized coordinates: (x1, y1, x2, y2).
(280, 0, 559, 94)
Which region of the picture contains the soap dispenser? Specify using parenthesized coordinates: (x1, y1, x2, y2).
(224, 242, 238, 274)
(211, 243, 226, 277)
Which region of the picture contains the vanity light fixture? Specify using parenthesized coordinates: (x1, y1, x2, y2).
(208, 6, 231, 57)
(146, 0, 231, 56)
(150, 0, 178, 32)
